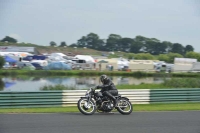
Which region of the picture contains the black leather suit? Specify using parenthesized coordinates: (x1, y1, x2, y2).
(97, 78, 118, 106)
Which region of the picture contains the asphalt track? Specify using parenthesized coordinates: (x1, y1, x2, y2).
(0, 111, 200, 133)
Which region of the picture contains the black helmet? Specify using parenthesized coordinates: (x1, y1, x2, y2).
(100, 75, 108, 84)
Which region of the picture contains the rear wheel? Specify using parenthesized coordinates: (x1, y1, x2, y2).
(77, 98, 96, 115)
(117, 98, 133, 115)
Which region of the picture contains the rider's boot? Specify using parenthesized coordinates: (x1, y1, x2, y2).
(103, 91, 118, 108)
(110, 95, 117, 108)
(113, 99, 118, 108)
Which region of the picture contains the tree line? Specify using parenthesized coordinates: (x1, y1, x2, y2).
(0, 36, 68, 47)
(69, 33, 194, 56)
(1, 34, 198, 63)
(1, 34, 195, 56)
(122, 52, 200, 63)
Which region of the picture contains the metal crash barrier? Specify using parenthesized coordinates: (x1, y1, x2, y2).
(0, 89, 200, 108)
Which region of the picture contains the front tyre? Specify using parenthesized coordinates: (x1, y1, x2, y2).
(77, 98, 96, 115)
(117, 98, 133, 115)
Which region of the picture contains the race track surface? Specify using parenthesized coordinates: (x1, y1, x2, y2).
(0, 111, 200, 133)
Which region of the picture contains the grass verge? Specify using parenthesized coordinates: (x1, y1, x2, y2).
(1, 70, 200, 78)
(0, 103, 200, 113)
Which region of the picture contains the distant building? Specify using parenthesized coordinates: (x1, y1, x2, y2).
(174, 58, 197, 72)
(0, 46, 36, 54)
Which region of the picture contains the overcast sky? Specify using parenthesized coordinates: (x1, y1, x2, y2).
(0, 0, 200, 51)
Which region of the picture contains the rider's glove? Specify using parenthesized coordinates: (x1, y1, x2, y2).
(96, 85, 101, 89)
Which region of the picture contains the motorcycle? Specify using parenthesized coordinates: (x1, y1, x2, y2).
(77, 87, 133, 115)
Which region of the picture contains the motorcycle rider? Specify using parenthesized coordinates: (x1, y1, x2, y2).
(96, 75, 118, 108)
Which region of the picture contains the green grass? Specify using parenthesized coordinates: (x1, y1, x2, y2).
(0, 103, 200, 113)
(39, 82, 169, 90)
(162, 78, 200, 88)
(116, 78, 200, 89)
(1, 69, 200, 78)
(0, 70, 153, 77)
(40, 84, 76, 90)
(0, 106, 78, 113)
(31, 78, 200, 90)
(39, 82, 199, 91)
(133, 103, 200, 111)
(116, 83, 167, 89)
(39, 83, 175, 91)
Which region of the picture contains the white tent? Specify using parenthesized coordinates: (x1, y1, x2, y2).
(174, 58, 197, 64)
(74, 55, 95, 63)
(31, 60, 48, 66)
(117, 59, 129, 69)
(48, 53, 68, 62)
(50, 53, 66, 57)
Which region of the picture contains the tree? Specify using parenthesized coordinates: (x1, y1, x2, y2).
(124, 53, 135, 60)
(0, 56, 5, 69)
(185, 51, 200, 61)
(86, 33, 101, 49)
(143, 38, 169, 55)
(119, 38, 134, 52)
(157, 54, 170, 62)
(162, 41, 173, 53)
(60, 41, 67, 47)
(106, 34, 122, 51)
(133, 53, 155, 60)
(1, 36, 17, 43)
(0, 78, 4, 91)
(130, 41, 143, 53)
(130, 36, 146, 53)
(185, 45, 194, 53)
(96, 39, 106, 51)
(77, 36, 87, 47)
(69, 43, 77, 47)
(77, 33, 104, 50)
(50, 41, 57, 47)
(167, 53, 183, 63)
(171, 43, 185, 55)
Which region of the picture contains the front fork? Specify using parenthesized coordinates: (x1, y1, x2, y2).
(87, 96, 91, 106)
(81, 95, 96, 108)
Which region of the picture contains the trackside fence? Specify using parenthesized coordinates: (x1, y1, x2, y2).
(0, 89, 200, 108)
(150, 89, 200, 103)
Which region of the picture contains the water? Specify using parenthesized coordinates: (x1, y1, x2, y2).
(1, 76, 165, 92)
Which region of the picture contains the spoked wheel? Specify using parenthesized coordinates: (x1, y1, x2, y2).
(77, 98, 96, 115)
(117, 98, 133, 115)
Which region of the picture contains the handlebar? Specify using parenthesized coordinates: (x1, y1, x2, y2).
(91, 85, 100, 90)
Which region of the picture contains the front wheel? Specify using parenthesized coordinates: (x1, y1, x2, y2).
(77, 98, 96, 115)
(117, 98, 133, 115)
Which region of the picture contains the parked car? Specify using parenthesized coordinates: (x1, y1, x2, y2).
(43, 62, 71, 70)
(31, 63, 43, 70)
(3, 62, 11, 69)
(16, 62, 36, 70)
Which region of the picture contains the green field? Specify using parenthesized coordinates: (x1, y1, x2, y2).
(1, 69, 200, 77)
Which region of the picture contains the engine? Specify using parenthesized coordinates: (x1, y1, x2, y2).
(101, 101, 113, 111)
(95, 95, 113, 112)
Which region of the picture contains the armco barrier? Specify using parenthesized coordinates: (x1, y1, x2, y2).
(0, 91, 63, 108)
(61, 89, 150, 107)
(0, 89, 200, 108)
(150, 89, 200, 103)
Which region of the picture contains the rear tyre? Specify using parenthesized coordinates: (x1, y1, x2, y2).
(117, 98, 133, 115)
(77, 98, 96, 115)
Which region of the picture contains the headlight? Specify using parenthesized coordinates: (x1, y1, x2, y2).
(85, 88, 91, 95)
(88, 88, 92, 93)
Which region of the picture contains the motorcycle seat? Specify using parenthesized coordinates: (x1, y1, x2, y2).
(115, 94, 121, 98)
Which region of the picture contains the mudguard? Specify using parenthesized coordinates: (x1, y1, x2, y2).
(121, 97, 129, 101)
(80, 97, 88, 98)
